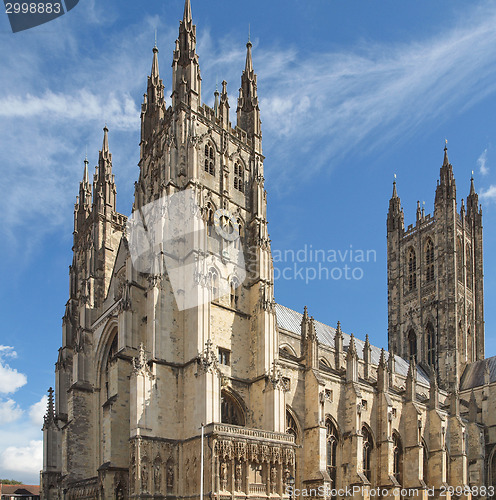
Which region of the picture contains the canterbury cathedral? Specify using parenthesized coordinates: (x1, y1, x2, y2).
(41, 1, 496, 498)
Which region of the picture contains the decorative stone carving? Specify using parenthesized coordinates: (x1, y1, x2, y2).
(153, 457, 162, 491)
(196, 339, 219, 375)
(133, 343, 153, 377)
(234, 441, 247, 461)
(141, 459, 149, 493)
(167, 461, 174, 492)
(235, 461, 243, 491)
(220, 461, 228, 491)
(271, 465, 277, 493)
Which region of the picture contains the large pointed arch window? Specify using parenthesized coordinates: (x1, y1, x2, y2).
(426, 323, 436, 369)
(408, 329, 417, 362)
(362, 426, 373, 481)
(221, 390, 245, 426)
(393, 433, 403, 485)
(326, 419, 338, 490)
(425, 238, 434, 282)
(407, 248, 417, 291)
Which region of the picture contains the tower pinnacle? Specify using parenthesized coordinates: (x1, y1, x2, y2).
(183, 0, 192, 25)
(102, 125, 109, 157)
(237, 39, 261, 140)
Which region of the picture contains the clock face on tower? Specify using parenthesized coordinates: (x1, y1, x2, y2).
(214, 209, 239, 241)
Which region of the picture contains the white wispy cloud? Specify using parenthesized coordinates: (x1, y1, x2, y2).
(480, 185, 496, 202)
(0, 346, 17, 358)
(0, 440, 43, 478)
(0, 399, 23, 425)
(0, 348, 27, 394)
(478, 149, 489, 175)
(0, 91, 138, 130)
(29, 395, 48, 427)
(3, 2, 496, 250)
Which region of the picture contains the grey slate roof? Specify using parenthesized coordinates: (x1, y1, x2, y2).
(460, 356, 496, 390)
(275, 303, 430, 386)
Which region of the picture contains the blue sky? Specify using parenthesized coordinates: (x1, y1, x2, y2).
(1, 0, 496, 484)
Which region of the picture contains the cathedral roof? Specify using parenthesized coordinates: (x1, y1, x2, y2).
(460, 355, 496, 390)
(275, 303, 430, 385)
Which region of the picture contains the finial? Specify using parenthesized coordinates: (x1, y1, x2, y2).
(183, 0, 192, 23)
(154, 28, 157, 48)
(443, 140, 449, 166)
(102, 125, 109, 154)
(471, 169, 474, 180)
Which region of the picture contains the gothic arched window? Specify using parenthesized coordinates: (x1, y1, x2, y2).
(104, 331, 118, 400)
(234, 162, 244, 193)
(221, 390, 245, 426)
(457, 236, 464, 283)
(362, 426, 373, 481)
(393, 433, 403, 485)
(206, 205, 215, 237)
(426, 323, 436, 369)
(326, 419, 338, 490)
(490, 448, 496, 488)
(408, 329, 417, 362)
(425, 238, 434, 282)
(204, 143, 215, 176)
(209, 267, 219, 301)
(466, 245, 473, 291)
(286, 410, 298, 442)
(230, 277, 240, 309)
(407, 248, 417, 291)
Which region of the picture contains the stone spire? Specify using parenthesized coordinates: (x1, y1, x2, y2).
(429, 369, 439, 410)
(172, 0, 201, 109)
(334, 321, 343, 370)
(466, 172, 481, 218)
(377, 348, 389, 393)
(43, 387, 56, 427)
(219, 80, 230, 128)
(141, 45, 166, 145)
(237, 39, 261, 140)
(93, 126, 116, 214)
(346, 334, 358, 382)
(435, 143, 457, 205)
(75, 157, 92, 231)
(363, 334, 372, 379)
(183, 0, 192, 23)
(214, 84, 219, 117)
(405, 357, 417, 402)
(387, 177, 404, 232)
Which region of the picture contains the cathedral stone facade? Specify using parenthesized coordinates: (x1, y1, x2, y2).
(41, 1, 496, 499)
